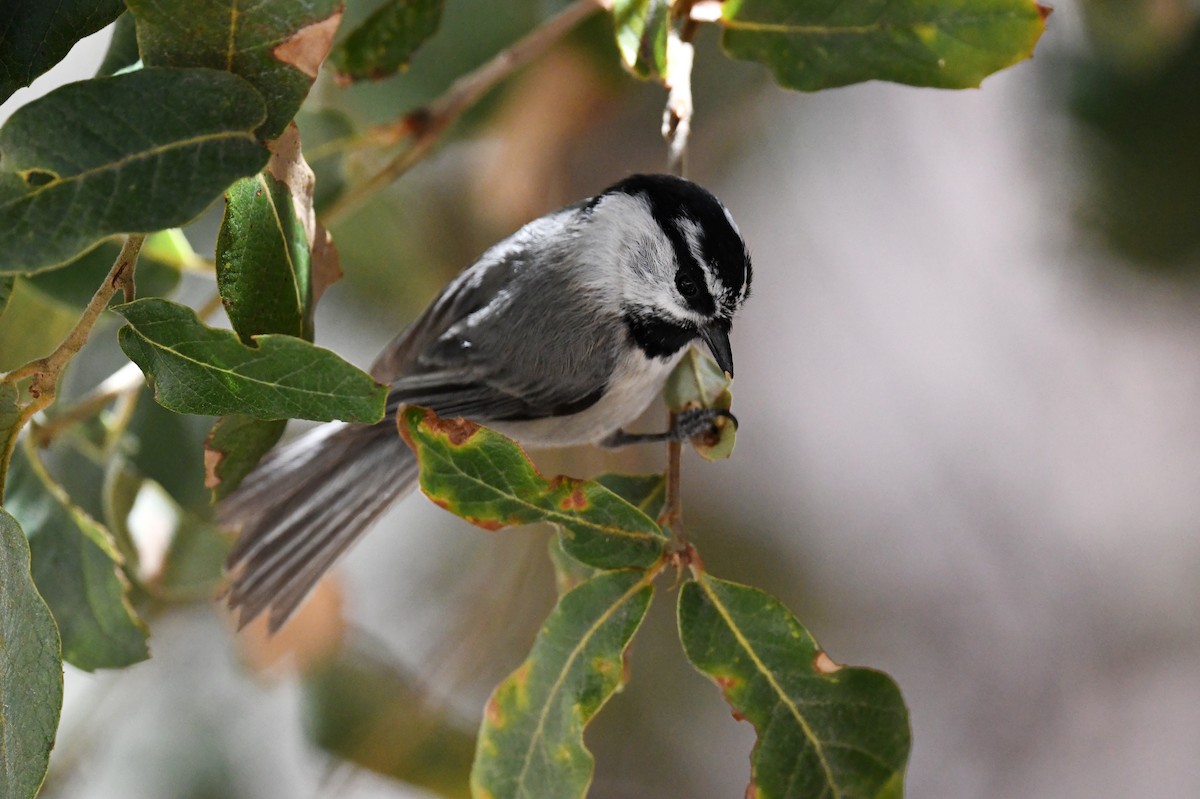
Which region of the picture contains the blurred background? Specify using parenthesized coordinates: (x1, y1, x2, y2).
(4, 0, 1200, 796)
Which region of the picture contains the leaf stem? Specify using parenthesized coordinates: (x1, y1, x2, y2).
(0, 234, 145, 499)
(321, 0, 604, 226)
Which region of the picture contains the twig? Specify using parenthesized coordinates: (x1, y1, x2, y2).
(321, 0, 604, 226)
(663, 8, 700, 176)
(662, 413, 687, 545)
(0, 234, 145, 498)
(31, 363, 145, 448)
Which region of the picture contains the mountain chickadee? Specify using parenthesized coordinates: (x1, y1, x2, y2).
(221, 173, 753, 631)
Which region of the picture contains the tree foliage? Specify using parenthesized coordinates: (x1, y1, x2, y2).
(0, 0, 1048, 796)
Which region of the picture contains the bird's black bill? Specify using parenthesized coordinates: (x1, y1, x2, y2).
(700, 324, 735, 378)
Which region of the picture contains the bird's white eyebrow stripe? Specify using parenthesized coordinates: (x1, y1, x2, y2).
(721, 203, 741, 236)
(675, 217, 722, 297)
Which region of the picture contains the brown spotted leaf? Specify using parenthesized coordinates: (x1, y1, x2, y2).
(471, 570, 654, 799)
(678, 573, 911, 798)
(127, 0, 343, 138)
(398, 406, 667, 570)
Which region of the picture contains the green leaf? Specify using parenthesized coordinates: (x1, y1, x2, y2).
(0, 280, 80, 372)
(127, 0, 344, 139)
(545, 473, 666, 594)
(717, 0, 1049, 91)
(678, 574, 911, 799)
(0, 0, 125, 102)
(96, 11, 141, 77)
(156, 510, 233, 601)
(330, 0, 445, 82)
(304, 638, 475, 799)
(115, 298, 387, 423)
(0, 67, 270, 274)
(664, 349, 737, 461)
(124, 386, 215, 511)
(208, 124, 323, 497)
(611, 0, 671, 80)
(25, 234, 184, 308)
(203, 415, 286, 500)
(472, 570, 654, 799)
(4, 444, 149, 671)
(0, 275, 13, 317)
(216, 172, 312, 341)
(593, 472, 666, 519)
(547, 536, 598, 597)
(128, 478, 232, 600)
(398, 407, 668, 571)
(0, 509, 63, 799)
(0, 382, 22, 498)
(139, 228, 202, 272)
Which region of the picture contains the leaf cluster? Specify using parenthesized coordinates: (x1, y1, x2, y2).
(397, 400, 912, 798)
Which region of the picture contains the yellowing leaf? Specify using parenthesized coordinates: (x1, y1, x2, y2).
(718, 0, 1050, 91)
(678, 574, 911, 798)
(472, 571, 654, 799)
(127, 0, 343, 138)
(398, 407, 667, 571)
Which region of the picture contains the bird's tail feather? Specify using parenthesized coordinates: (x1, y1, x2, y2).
(220, 419, 417, 632)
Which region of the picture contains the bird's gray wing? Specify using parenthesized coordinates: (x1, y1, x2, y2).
(371, 222, 619, 423)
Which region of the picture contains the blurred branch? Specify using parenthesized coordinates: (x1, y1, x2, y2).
(321, 0, 605, 226)
(31, 363, 143, 448)
(663, 9, 700, 176)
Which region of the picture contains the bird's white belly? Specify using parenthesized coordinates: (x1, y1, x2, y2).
(491, 348, 688, 448)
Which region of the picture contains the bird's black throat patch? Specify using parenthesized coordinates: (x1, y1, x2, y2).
(624, 310, 695, 360)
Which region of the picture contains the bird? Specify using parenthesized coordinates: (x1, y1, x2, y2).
(220, 173, 753, 632)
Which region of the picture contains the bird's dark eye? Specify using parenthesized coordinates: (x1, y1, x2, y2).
(677, 274, 699, 298)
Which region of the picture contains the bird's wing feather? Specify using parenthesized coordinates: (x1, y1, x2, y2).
(370, 213, 620, 423)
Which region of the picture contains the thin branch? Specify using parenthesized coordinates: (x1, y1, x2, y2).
(662, 412, 687, 545)
(663, 9, 700, 176)
(0, 234, 145, 498)
(3, 234, 144, 389)
(321, 0, 604, 226)
(31, 363, 144, 448)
